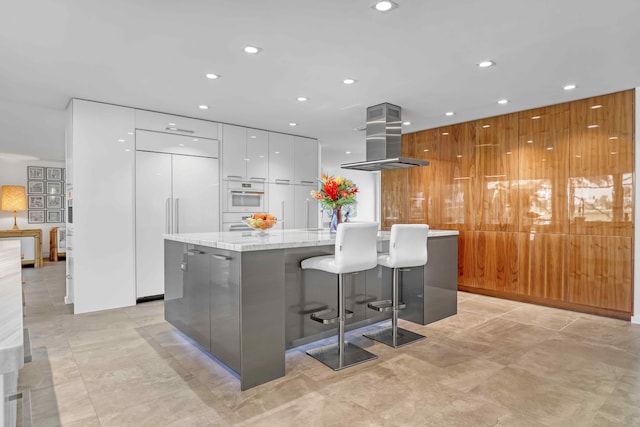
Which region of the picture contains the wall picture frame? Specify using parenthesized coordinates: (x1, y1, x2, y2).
(46, 181, 62, 195)
(28, 210, 45, 224)
(28, 195, 45, 209)
(46, 167, 63, 181)
(28, 166, 44, 180)
(28, 180, 44, 194)
(47, 210, 63, 223)
(46, 195, 62, 209)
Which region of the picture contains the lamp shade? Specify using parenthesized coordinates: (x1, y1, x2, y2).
(1, 185, 27, 211)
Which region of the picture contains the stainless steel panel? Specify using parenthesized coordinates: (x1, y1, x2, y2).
(210, 249, 241, 373)
(164, 240, 188, 333)
(423, 236, 458, 324)
(183, 244, 211, 351)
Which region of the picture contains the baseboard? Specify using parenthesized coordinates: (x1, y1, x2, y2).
(632, 316, 640, 325)
(64, 296, 72, 304)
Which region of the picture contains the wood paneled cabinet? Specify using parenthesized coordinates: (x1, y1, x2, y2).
(0, 229, 43, 268)
(383, 90, 635, 319)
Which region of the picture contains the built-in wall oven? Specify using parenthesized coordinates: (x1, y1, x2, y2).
(223, 180, 265, 213)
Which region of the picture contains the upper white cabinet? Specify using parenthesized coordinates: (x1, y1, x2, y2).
(67, 99, 136, 314)
(136, 110, 219, 140)
(294, 136, 318, 185)
(222, 124, 269, 181)
(268, 132, 294, 183)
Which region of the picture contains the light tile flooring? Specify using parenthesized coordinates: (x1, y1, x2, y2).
(18, 262, 640, 426)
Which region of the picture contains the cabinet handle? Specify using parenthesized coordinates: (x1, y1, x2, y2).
(174, 198, 180, 234)
(7, 388, 32, 427)
(300, 180, 315, 184)
(398, 268, 411, 272)
(187, 248, 205, 255)
(165, 127, 195, 134)
(249, 177, 266, 181)
(305, 199, 309, 228)
(212, 254, 232, 261)
(165, 198, 171, 234)
(227, 175, 243, 180)
(275, 179, 290, 184)
(180, 262, 187, 272)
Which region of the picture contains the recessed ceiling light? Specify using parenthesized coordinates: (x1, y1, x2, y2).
(532, 116, 541, 120)
(497, 99, 509, 105)
(297, 97, 309, 102)
(345, 151, 351, 154)
(373, 1, 398, 12)
(478, 60, 495, 68)
(205, 73, 220, 79)
(243, 45, 261, 54)
(445, 111, 455, 116)
(289, 122, 297, 126)
(591, 104, 602, 109)
(403, 121, 411, 125)
(343, 78, 357, 85)
(563, 84, 577, 91)
(198, 105, 209, 110)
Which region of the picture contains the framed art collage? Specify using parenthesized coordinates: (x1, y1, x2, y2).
(27, 166, 65, 223)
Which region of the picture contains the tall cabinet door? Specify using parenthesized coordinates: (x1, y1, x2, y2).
(246, 129, 269, 181)
(136, 151, 172, 299)
(268, 183, 295, 230)
(294, 185, 319, 229)
(172, 155, 220, 234)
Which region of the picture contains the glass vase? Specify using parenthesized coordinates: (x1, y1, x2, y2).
(330, 207, 342, 233)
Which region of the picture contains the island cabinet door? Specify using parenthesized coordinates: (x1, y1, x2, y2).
(210, 250, 241, 374)
(164, 240, 188, 334)
(183, 245, 212, 352)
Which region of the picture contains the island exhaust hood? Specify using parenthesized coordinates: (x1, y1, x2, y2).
(341, 102, 430, 171)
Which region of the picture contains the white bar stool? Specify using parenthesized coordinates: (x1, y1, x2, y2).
(364, 224, 429, 348)
(301, 222, 379, 370)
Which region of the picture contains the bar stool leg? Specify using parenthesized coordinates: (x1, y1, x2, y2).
(364, 267, 427, 348)
(307, 273, 378, 370)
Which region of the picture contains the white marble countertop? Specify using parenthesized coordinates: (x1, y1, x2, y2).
(0, 240, 24, 374)
(164, 228, 459, 252)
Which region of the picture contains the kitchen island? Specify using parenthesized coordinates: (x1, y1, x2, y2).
(164, 228, 459, 390)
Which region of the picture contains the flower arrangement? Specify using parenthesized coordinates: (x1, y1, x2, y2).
(310, 174, 358, 210)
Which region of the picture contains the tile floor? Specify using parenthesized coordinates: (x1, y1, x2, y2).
(18, 261, 640, 426)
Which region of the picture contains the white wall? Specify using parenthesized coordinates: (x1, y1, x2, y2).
(319, 146, 379, 226)
(633, 87, 640, 324)
(0, 157, 65, 258)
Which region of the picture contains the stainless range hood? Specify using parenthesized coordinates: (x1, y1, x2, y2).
(341, 102, 430, 171)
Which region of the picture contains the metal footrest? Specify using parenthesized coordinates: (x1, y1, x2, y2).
(310, 308, 354, 324)
(367, 299, 406, 312)
(363, 327, 426, 348)
(307, 341, 378, 370)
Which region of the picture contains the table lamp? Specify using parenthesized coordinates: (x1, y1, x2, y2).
(1, 185, 27, 230)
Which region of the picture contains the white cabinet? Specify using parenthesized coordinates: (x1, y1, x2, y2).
(267, 183, 295, 230)
(135, 109, 219, 139)
(294, 136, 318, 185)
(66, 99, 136, 314)
(268, 132, 294, 183)
(222, 125, 268, 181)
(294, 185, 319, 229)
(136, 131, 219, 299)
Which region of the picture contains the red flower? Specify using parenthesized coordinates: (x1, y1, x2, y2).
(323, 180, 339, 201)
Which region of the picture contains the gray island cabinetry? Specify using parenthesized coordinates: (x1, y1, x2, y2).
(164, 228, 459, 390)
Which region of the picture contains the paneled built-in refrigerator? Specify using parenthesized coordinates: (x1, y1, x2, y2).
(135, 130, 219, 299)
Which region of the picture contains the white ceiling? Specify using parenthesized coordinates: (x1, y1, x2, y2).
(1, 0, 639, 162)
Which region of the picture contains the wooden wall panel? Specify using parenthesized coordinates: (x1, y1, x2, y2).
(569, 90, 634, 237)
(474, 231, 519, 293)
(474, 114, 519, 232)
(405, 132, 435, 224)
(518, 232, 569, 301)
(457, 231, 475, 287)
(381, 168, 408, 229)
(569, 235, 632, 312)
(518, 104, 571, 234)
(428, 123, 476, 230)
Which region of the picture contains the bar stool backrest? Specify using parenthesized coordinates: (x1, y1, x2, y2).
(388, 224, 429, 268)
(334, 222, 379, 274)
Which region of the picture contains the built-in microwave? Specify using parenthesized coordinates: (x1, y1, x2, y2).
(223, 180, 265, 213)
